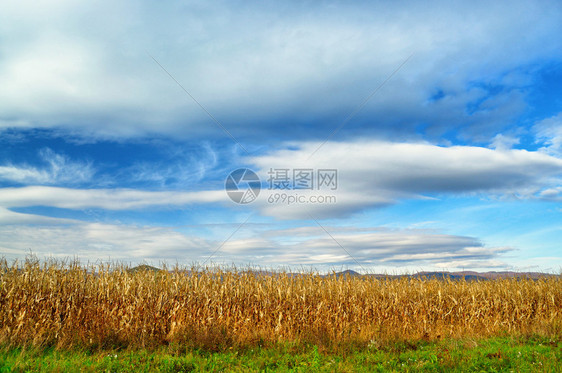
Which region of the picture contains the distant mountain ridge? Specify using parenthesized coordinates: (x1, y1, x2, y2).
(127, 265, 558, 280)
(328, 270, 559, 280)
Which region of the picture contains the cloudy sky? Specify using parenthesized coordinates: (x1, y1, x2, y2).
(1, 0, 562, 273)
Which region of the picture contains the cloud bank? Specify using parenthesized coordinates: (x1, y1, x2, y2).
(1, 0, 561, 142)
(250, 140, 562, 218)
(0, 218, 513, 272)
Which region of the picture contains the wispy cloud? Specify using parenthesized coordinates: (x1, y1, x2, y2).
(0, 148, 94, 185)
(123, 142, 219, 188)
(535, 112, 562, 156)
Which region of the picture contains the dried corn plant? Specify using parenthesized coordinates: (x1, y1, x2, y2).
(1, 258, 560, 351)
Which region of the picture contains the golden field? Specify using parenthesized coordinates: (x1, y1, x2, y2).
(1, 258, 561, 351)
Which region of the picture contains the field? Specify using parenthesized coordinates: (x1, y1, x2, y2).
(1, 258, 561, 371)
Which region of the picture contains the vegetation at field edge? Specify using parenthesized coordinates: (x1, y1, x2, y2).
(1, 335, 561, 372)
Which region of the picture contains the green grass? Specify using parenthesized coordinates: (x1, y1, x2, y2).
(1, 335, 561, 372)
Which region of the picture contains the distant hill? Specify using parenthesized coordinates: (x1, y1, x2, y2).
(411, 271, 557, 280)
(326, 269, 362, 278)
(127, 264, 161, 273)
(327, 270, 559, 281)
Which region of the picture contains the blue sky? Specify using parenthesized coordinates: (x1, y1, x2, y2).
(1, 0, 562, 273)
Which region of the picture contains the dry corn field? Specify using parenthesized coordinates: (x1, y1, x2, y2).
(1, 259, 561, 351)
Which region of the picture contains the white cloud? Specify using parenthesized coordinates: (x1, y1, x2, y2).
(0, 166, 49, 185)
(124, 142, 219, 188)
(0, 222, 212, 263)
(0, 186, 226, 210)
(537, 187, 562, 201)
(490, 133, 520, 150)
(0, 148, 94, 185)
(0, 217, 514, 272)
(535, 113, 562, 156)
(0, 0, 560, 140)
(0, 206, 73, 225)
(249, 140, 562, 219)
(175, 224, 515, 272)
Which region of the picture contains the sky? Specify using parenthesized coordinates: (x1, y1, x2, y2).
(1, 0, 562, 273)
